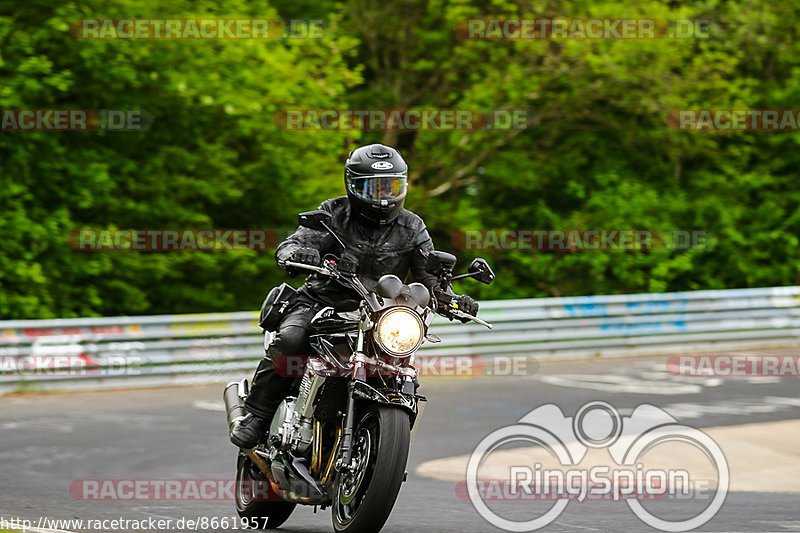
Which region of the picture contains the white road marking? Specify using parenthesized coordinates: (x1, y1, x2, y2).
(746, 376, 783, 384)
(639, 370, 723, 387)
(192, 400, 225, 412)
(536, 374, 703, 394)
(553, 521, 603, 531)
(665, 396, 800, 419)
(534, 361, 786, 396)
(752, 521, 800, 530)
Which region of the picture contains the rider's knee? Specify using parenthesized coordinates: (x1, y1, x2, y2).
(271, 325, 309, 355)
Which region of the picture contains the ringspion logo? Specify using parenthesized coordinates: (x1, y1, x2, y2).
(465, 402, 728, 531)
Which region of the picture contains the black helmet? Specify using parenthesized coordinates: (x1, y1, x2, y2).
(344, 144, 408, 225)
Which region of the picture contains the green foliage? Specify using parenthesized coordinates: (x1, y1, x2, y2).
(0, 0, 358, 317)
(1, 0, 799, 318)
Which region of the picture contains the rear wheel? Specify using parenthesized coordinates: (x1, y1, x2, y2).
(332, 405, 411, 533)
(235, 454, 296, 529)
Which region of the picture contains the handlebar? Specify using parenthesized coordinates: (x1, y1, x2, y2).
(283, 260, 493, 328)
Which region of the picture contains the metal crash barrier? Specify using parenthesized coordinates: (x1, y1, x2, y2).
(1, 286, 798, 393)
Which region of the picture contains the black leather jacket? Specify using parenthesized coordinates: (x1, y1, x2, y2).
(276, 196, 439, 310)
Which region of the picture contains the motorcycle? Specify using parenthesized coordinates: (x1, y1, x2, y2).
(223, 209, 494, 532)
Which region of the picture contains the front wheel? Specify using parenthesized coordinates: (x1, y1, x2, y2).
(235, 454, 296, 529)
(332, 405, 411, 533)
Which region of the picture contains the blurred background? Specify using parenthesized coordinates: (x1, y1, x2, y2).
(2, 4, 800, 532)
(2, 0, 799, 319)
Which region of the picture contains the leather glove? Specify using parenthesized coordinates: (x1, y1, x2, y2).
(282, 247, 321, 276)
(453, 294, 479, 321)
(289, 247, 321, 266)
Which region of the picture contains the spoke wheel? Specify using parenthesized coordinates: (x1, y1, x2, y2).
(332, 405, 410, 533)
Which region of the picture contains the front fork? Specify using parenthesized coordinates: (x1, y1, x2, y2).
(338, 311, 369, 470)
(338, 362, 364, 469)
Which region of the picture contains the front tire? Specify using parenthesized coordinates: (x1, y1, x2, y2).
(332, 405, 411, 533)
(235, 454, 296, 529)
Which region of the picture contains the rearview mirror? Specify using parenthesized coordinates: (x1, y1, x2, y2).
(425, 250, 457, 275)
(468, 258, 495, 284)
(298, 210, 332, 232)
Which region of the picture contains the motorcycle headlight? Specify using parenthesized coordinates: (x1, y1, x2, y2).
(374, 308, 424, 356)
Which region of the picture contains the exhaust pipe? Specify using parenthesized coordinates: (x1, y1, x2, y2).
(223, 379, 249, 434)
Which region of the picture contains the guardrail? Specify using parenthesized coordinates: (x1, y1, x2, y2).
(1, 286, 798, 394)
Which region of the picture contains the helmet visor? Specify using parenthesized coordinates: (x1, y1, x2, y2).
(347, 176, 407, 203)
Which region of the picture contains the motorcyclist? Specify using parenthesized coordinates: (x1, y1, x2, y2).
(230, 143, 479, 448)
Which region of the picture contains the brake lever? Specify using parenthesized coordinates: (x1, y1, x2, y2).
(283, 260, 338, 277)
(449, 308, 493, 329)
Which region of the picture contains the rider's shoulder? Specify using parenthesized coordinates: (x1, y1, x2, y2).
(318, 196, 349, 213)
(318, 197, 351, 226)
(395, 208, 427, 232)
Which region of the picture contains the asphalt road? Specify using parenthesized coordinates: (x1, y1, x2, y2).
(1, 353, 799, 532)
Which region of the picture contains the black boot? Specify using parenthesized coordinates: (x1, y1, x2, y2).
(230, 413, 268, 449)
